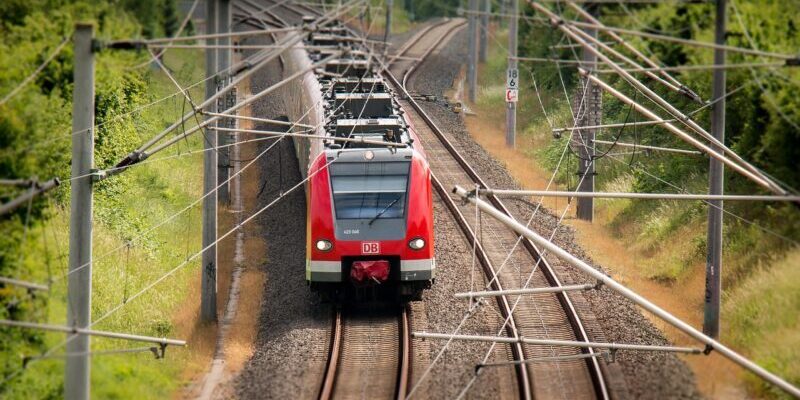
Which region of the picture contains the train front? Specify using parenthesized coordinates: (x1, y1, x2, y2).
(307, 146, 434, 300)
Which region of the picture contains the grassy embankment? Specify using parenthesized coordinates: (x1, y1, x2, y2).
(465, 22, 799, 399)
(1, 6, 211, 398)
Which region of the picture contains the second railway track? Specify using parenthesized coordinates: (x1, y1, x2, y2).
(383, 17, 610, 400)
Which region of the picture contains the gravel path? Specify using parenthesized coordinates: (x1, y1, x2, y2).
(411, 26, 703, 400)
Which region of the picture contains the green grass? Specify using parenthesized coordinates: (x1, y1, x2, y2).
(3, 49, 206, 399)
(725, 249, 800, 399)
(473, 21, 800, 399)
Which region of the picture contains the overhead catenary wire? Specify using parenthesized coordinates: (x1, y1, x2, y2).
(406, 22, 602, 399)
(605, 154, 799, 246)
(125, 0, 201, 70)
(532, 2, 787, 195)
(3, 6, 372, 385)
(552, 15, 800, 61)
(0, 36, 71, 106)
(114, 31, 311, 165)
(109, 26, 302, 46)
(53, 8, 372, 288)
(453, 185, 800, 398)
(580, 69, 789, 194)
(564, 1, 702, 102)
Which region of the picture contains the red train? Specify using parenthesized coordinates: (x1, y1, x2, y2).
(292, 24, 435, 300)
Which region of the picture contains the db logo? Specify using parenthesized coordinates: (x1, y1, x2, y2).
(361, 242, 380, 254)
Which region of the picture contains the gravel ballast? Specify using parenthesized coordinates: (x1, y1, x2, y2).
(410, 26, 703, 400)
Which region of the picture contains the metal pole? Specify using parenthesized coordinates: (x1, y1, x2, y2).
(499, 0, 507, 28)
(201, 0, 218, 322)
(218, 0, 232, 206)
(575, 3, 599, 222)
(479, 0, 489, 62)
(384, 0, 393, 44)
(505, 0, 518, 147)
(467, 0, 478, 102)
(0, 319, 186, 347)
(0, 178, 60, 217)
(455, 283, 596, 298)
(413, 332, 702, 354)
(592, 140, 703, 156)
(452, 185, 800, 398)
(479, 189, 800, 202)
(66, 22, 94, 400)
(704, 0, 726, 339)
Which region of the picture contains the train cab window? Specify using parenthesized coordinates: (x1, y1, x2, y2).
(330, 162, 410, 220)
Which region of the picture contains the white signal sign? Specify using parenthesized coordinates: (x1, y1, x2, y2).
(506, 89, 518, 103)
(506, 68, 519, 89)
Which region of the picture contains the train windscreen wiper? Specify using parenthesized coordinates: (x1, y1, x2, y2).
(368, 197, 400, 226)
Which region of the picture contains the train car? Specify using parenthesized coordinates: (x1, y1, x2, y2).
(288, 21, 435, 300)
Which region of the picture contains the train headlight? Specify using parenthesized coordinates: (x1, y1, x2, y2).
(409, 238, 426, 250)
(364, 150, 374, 160)
(316, 239, 333, 252)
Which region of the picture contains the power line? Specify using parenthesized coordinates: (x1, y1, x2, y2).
(551, 17, 800, 61)
(0, 36, 71, 106)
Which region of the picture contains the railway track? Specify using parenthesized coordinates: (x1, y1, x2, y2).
(319, 306, 412, 400)
(384, 18, 610, 400)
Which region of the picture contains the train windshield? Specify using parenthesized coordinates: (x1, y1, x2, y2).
(329, 161, 410, 220)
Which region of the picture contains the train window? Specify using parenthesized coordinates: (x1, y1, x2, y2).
(330, 162, 410, 220)
(333, 192, 406, 220)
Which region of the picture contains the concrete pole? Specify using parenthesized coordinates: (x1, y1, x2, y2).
(704, 0, 726, 339)
(479, 0, 489, 62)
(467, 0, 478, 103)
(505, 0, 518, 148)
(202, 0, 219, 322)
(217, 0, 231, 206)
(384, 0, 393, 44)
(499, 0, 507, 28)
(65, 22, 94, 400)
(575, 3, 599, 222)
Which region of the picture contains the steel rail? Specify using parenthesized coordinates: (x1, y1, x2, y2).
(382, 22, 610, 400)
(453, 186, 800, 398)
(397, 307, 412, 400)
(402, 20, 467, 89)
(317, 307, 411, 400)
(318, 308, 342, 400)
(380, 20, 537, 400)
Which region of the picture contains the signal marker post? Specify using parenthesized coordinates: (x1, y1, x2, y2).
(505, 0, 519, 148)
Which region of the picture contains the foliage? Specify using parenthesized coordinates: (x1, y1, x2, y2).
(514, 1, 800, 396)
(0, 1, 202, 398)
